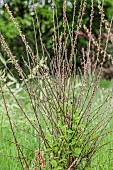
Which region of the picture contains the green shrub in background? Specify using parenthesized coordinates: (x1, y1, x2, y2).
(1, 0, 113, 79)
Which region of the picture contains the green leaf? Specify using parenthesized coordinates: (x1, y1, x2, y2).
(61, 125, 67, 132)
(56, 166, 63, 170)
(53, 147, 59, 152)
(73, 114, 81, 123)
(74, 148, 82, 156)
(59, 158, 67, 163)
(67, 129, 73, 134)
(50, 160, 57, 167)
(71, 138, 77, 146)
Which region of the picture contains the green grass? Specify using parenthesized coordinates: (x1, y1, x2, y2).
(100, 79, 113, 89)
(0, 79, 113, 169)
(0, 86, 39, 170)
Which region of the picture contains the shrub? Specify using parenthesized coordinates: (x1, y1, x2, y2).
(0, 1, 113, 169)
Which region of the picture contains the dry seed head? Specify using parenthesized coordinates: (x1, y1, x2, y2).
(91, 83, 95, 87)
(5, 4, 36, 63)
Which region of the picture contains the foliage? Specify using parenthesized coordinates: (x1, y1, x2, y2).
(44, 107, 85, 169)
(1, 0, 113, 79)
(1, 0, 113, 170)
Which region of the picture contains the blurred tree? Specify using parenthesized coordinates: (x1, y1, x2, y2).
(0, 0, 113, 79)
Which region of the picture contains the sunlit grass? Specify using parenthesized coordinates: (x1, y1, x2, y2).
(0, 79, 113, 169)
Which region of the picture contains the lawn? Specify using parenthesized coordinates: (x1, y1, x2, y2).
(0, 79, 113, 170)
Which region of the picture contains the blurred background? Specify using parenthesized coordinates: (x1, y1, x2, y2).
(0, 0, 113, 80)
